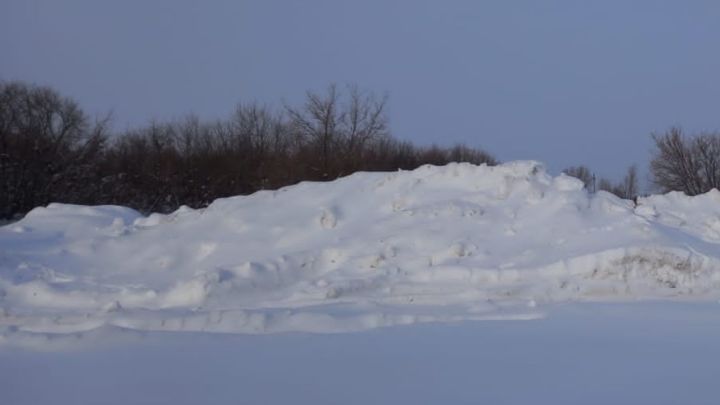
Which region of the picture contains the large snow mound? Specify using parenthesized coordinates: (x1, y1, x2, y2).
(2, 161, 720, 342)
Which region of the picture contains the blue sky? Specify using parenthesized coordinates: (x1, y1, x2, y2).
(2, 0, 720, 182)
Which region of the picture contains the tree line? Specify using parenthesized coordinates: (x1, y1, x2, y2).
(0, 81, 496, 219)
(2, 81, 719, 220)
(563, 127, 720, 201)
(563, 165, 639, 200)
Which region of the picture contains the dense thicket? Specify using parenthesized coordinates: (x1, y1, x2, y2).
(0, 82, 497, 218)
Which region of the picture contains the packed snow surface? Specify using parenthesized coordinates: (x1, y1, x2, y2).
(2, 161, 720, 344)
(5, 303, 720, 405)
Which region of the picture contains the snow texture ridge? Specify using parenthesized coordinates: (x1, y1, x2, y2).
(2, 161, 720, 344)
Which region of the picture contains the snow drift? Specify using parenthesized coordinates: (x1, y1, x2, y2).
(2, 161, 720, 342)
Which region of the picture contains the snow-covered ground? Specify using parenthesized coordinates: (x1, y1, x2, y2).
(4, 161, 720, 403)
(2, 161, 720, 347)
(3, 303, 720, 405)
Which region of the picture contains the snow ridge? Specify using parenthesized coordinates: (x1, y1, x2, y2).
(2, 161, 720, 343)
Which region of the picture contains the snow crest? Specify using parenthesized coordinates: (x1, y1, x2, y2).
(2, 161, 720, 343)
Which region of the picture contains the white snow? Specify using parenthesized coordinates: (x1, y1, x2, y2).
(2, 160, 720, 345)
(3, 303, 720, 405)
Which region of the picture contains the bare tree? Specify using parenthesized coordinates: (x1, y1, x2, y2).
(649, 128, 720, 195)
(563, 164, 638, 199)
(285, 84, 390, 179)
(0, 81, 104, 218)
(693, 133, 720, 191)
(286, 84, 342, 179)
(596, 178, 613, 194)
(231, 103, 288, 188)
(598, 165, 638, 200)
(618, 165, 639, 199)
(650, 128, 705, 195)
(563, 165, 595, 191)
(340, 85, 388, 171)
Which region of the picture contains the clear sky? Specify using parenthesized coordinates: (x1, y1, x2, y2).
(2, 0, 720, 182)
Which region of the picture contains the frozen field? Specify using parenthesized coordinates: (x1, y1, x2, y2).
(2, 303, 720, 405)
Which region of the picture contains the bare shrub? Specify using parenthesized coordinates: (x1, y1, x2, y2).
(563, 166, 594, 191)
(650, 127, 720, 195)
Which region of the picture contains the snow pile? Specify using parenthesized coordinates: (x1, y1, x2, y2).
(2, 161, 720, 342)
